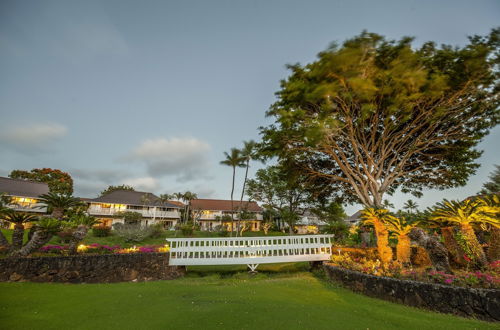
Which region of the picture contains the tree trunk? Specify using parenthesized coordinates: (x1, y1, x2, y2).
(237, 160, 250, 238)
(409, 228, 453, 274)
(230, 166, 235, 237)
(459, 223, 488, 268)
(0, 229, 10, 248)
(373, 219, 393, 266)
(10, 223, 25, 251)
(396, 234, 411, 264)
(488, 227, 500, 262)
(52, 208, 64, 220)
(441, 226, 465, 266)
(68, 225, 89, 254)
(10, 230, 52, 257)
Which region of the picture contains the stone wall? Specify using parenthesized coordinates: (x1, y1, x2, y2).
(324, 264, 500, 322)
(0, 253, 185, 283)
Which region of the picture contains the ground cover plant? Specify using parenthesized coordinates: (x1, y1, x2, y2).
(0, 264, 496, 330)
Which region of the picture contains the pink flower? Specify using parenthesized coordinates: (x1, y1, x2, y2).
(444, 279, 453, 284)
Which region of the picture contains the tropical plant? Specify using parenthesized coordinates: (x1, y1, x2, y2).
(67, 214, 99, 254)
(0, 193, 13, 247)
(361, 208, 393, 265)
(430, 199, 498, 268)
(260, 30, 499, 207)
(113, 224, 155, 243)
(10, 168, 73, 194)
(237, 140, 258, 233)
(2, 212, 39, 251)
(115, 211, 143, 225)
(384, 216, 417, 264)
(408, 227, 453, 274)
(37, 192, 85, 220)
(220, 148, 245, 236)
(382, 199, 395, 209)
(403, 200, 419, 214)
(479, 195, 500, 262)
(11, 217, 63, 257)
(479, 165, 500, 195)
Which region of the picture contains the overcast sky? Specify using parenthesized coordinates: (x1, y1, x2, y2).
(0, 0, 498, 215)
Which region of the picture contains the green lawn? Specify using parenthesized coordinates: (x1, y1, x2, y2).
(0, 264, 496, 330)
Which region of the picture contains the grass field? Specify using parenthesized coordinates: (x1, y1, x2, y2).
(0, 264, 496, 330)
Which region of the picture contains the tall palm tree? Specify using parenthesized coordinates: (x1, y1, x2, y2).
(68, 214, 99, 254)
(403, 200, 419, 214)
(3, 212, 39, 251)
(361, 208, 393, 266)
(220, 148, 245, 236)
(38, 192, 84, 220)
(430, 199, 498, 268)
(237, 140, 257, 235)
(183, 191, 198, 224)
(12, 217, 63, 257)
(382, 199, 395, 209)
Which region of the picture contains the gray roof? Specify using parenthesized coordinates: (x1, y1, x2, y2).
(345, 210, 363, 223)
(91, 190, 180, 208)
(0, 176, 49, 198)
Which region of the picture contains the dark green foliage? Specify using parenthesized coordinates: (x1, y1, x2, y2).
(99, 185, 135, 197)
(92, 225, 111, 237)
(115, 211, 142, 224)
(261, 30, 499, 207)
(479, 165, 500, 195)
(9, 168, 73, 194)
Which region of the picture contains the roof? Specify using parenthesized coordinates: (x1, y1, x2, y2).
(90, 190, 180, 208)
(345, 210, 363, 223)
(190, 199, 262, 212)
(0, 176, 49, 198)
(167, 200, 185, 207)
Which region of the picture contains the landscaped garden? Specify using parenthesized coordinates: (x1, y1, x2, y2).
(0, 264, 497, 330)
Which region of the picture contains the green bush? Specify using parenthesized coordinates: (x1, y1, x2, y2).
(113, 224, 154, 242)
(149, 223, 165, 238)
(178, 222, 197, 236)
(92, 226, 111, 237)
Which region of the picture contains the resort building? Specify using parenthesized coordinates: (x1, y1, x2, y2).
(86, 190, 181, 229)
(345, 211, 363, 226)
(0, 177, 49, 215)
(190, 199, 263, 232)
(294, 210, 327, 234)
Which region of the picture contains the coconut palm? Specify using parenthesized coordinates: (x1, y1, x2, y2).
(183, 191, 198, 224)
(3, 212, 39, 251)
(382, 199, 395, 209)
(220, 148, 245, 236)
(430, 199, 498, 268)
(403, 200, 419, 214)
(361, 208, 393, 265)
(68, 214, 99, 254)
(237, 140, 257, 234)
(11, 217, 62, 257)
(37, 192, 84, 220)
(384, 216, 417, 264)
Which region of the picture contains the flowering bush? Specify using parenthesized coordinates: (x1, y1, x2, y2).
(39, 243, 170, 255)
(39, 245, 68, 254)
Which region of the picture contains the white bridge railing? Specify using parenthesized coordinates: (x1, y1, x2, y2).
(166, 235, 333, 271)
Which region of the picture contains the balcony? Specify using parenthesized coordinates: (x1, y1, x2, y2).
(7, 203, 47, 213)
(197, 212, 263, 221)
(87, 207, 180, 219)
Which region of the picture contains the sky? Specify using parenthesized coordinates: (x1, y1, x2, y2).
(0, 0, 498, 215)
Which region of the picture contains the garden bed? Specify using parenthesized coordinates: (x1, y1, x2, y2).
(0, 252, 185, 283)
(323, 264, 500, 322)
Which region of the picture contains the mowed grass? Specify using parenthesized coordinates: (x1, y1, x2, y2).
(0, 264, 496, 330)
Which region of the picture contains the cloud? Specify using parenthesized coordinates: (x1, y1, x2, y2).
(125, 137, 212, 182)
(123, 177, 160, 192)
(70, 168, 130, 184)
(0, 122, 67, 152)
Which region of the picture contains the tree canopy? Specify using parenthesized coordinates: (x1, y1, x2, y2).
(261, 30, 499, 207)
(10, 168, 73, 195)
(479, 165, 500, 195)
(99, 185, 135, 197)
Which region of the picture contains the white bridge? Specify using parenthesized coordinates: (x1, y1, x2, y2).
(166, 235, 333, 272)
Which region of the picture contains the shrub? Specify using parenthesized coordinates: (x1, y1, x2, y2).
(148, 223, 165, 238)
(178, 222, 197, 236)
(114, 224, 154, 242)
(214, 225, 229, 237)
(92, 225, 111, 237)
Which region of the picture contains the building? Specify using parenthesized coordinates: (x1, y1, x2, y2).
(190, 199, 263, 231)
(294, 210, 328, 234)
(86, 190, 181, 228)
(0, 177, 49, 215)
(345, 210, 363, 226)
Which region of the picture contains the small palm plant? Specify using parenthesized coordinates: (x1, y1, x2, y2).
(38, 192, 85, 219)
(384, 216, 417, 264)
(430, 199, 498, 268)
(67, 214, 100, 254)
(361, 208, 393, 265)
(3, 212, 39, 251)
(478, 195, 500, 262)
(11, 217, 63, 257)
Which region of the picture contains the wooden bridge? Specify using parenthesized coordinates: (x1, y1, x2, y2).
(166, 235, 333, 272)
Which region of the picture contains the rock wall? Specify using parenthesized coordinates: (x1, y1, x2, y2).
(0, 253, 185, 283)
(324, 264, 500, 322)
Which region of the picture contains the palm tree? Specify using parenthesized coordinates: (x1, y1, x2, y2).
(478, 195, 500, 262)
(11, 217, 62, 257)
(384, 216, 417, 264)
(403, 200, 419, 214)
(3, 212, 39, 251)
(382, 199, 394, 209)
(430, 199, 498, 268)
(237, 140, 257, 234)
(183, 191, 198, 224)
(0, 193, 13, 247)
(361, 208, 393, 266)
(68, 214, 99, 254)
(38, 192, 84, 220)
(220, 148, 245, 236)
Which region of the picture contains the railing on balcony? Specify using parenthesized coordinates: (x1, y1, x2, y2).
(7, 203, 47, 213)
(87, 207, 180, 219)
(198, 213, 263, 220)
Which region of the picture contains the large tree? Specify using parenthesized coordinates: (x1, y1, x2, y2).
(261, 30, 499, 207)
(479, 165, 500, 195)
(99, 185, 135, 197)
(10, 168, 73, 195)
